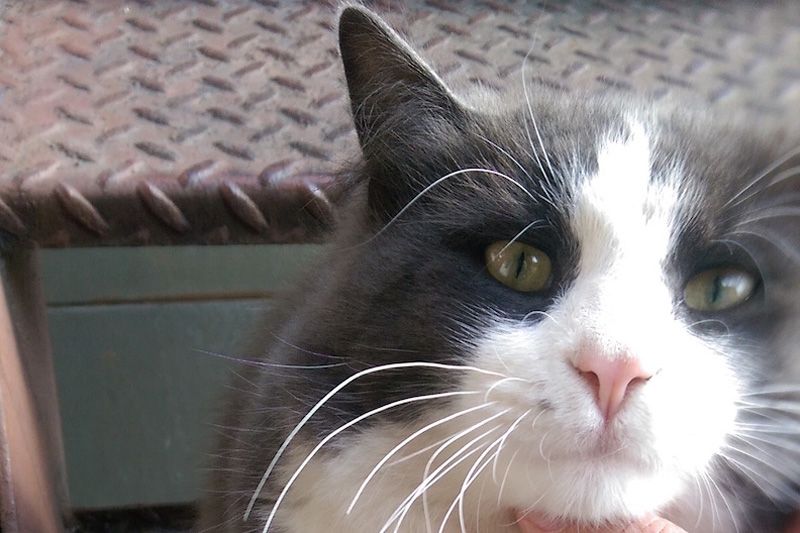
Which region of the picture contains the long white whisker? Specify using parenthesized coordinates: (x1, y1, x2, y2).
(520, 40, 555, 186)
(484, 377, 529, 402)
(413, 438, 494, 533)
(497, 219, 548, 256)
(698, 470, 720, 532)
(724, 146, 800, 208)
(539, 430, 552, 479)
(520, 35, 557, 187)
(475, 132, 534, 182)
(492, 345, 513, 377)
(418, 412, 510, 533)
(350, 168, 540, 250)
(719, 449, 796, 502)
(474, 133, 558, 209)
(733, 423, 800, 434)
(347, 401, 496, 514)
(520, 74, 545, 174)
(735, 205, 800, 227)
(386, 422, 504, 533)
(724, 441, 798, 478)
(732, 430, 800, 452)
(692, 473, 705, 532)
(521, 309, 567, 333)
(685, 318, 730, 333)
(492, 410, 531, 483)
(511, 487, 550, 527)
(736, 398, 800, 411)
(244, 361, 506, 521)
(497, 446, 520, 507)
(267, 333, 349, 360)
(736, 407, 797, 425)
(260, 390, 479, 532)
(705, 469, 741, 533)
(740, 385, 800, 396)
(729, 228, 800, 265)
(389, 432, 464, 467)
(460, 410, 531, 532)
(194, 348, 348, 370)
(447, 433, 508, 533)
(475, 460, 489, 533)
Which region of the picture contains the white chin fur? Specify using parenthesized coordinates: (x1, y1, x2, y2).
(455, 319, 739, 526)
(493, 453, 682, 523)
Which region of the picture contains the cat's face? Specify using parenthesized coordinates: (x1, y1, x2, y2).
(455, 124, 741, 521)
(326, 7, 800, 529)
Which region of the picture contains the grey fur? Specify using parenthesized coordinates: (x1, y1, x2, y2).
(199, 6, 800, 532)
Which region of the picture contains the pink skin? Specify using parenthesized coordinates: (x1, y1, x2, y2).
(515, 511, 800, 533)
(514, 511, 686, 533)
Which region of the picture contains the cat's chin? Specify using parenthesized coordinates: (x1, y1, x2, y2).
(499, 456, 683, 525)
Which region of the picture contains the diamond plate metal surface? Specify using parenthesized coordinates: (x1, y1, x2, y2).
(1, 1, 799, 246)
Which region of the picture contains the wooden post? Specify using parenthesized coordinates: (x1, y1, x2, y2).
(0, 247, 68, 532)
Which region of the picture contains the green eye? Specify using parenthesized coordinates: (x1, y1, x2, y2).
(485, 241, 552, 292)
(684, 267, 757, 312)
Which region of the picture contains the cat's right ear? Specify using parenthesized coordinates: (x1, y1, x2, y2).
(338, 6, 462, 153)
(338, 6, 466, 217)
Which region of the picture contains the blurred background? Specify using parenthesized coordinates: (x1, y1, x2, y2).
(43, 245, 319, 530)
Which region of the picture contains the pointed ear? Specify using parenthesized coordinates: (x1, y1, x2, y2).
(338, 6, 463, 159)
(338, 6, 466, 219)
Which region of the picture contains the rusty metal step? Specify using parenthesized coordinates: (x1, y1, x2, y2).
(1, 0, 798, 247)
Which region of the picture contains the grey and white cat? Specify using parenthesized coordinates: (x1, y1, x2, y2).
(199, 6, 800, 533)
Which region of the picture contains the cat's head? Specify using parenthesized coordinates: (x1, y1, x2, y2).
(326, 6, 800, 527)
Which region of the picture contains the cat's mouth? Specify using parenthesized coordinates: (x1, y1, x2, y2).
(583, 426, 638, 458)
(543, 422, 647, 465)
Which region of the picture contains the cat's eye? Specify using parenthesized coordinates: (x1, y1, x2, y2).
(485, 241, 552, 292)
(684, 267, 756, 312)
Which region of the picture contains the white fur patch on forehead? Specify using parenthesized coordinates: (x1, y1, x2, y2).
(567, 121, 681, 359)
(593, 123, 652, 217)
(574, 120, 679, 269)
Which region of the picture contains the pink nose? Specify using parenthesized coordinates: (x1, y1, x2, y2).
(574, 350, 653, 422)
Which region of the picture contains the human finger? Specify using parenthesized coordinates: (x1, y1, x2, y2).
(515, 511, 687, 533)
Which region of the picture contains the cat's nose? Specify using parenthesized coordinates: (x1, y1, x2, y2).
(574, 350, 653, 422)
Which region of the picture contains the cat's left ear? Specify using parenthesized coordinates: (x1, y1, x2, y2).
(338, 6, 464, 161)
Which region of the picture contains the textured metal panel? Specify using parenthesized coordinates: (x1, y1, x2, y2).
(48, 299, 257, 508)
(40, 244, 320, 305)
(1, 1, 799, 246)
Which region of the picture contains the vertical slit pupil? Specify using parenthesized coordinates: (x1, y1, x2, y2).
(515, 251, 526, 279)
(711, 274, 722, 304)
